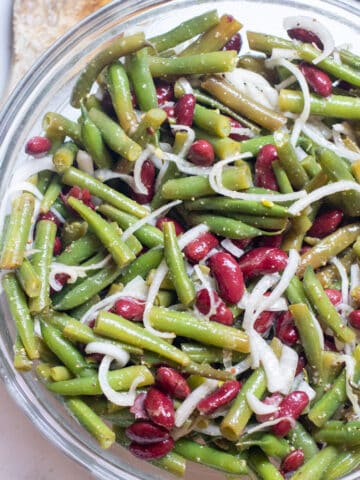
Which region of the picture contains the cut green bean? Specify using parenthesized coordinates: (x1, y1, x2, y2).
(52, 141, 78, 173)
(286, 422, 319, 461)
(13, 335, 33, 371)
(40, 174, 62, 213)
(290, 446, 338, 480)
(56, 233, 102, 265)
(121, 247, 163, 284)
(193, 104, 231, 138)
(325, 447, 360, 480)
(274, 131, 309, 190)
(131, 108, 167, 147)
(50, 366, 72, 382)
(237, 433, 290, 459)
(248, 447, 284, 480)
(43, 113, 83, 146)
(16, 258, 41, 298)
(181, 343, 245, 364)
(126, 48, 158, 112)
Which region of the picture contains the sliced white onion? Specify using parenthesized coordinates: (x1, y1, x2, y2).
(80, 275, 148, 324)
(222, 350, 233, 370)
(269, 48, 299, 61)
(243, 274, 280, 331)
(331, 256, 349, 307)
(309, 117, 333, 140)
(94, 169, 136, 189)
(339, 354, 360, 415)
(288, 180, 360, 216)
(176, 224, 208, 251)
(230, 127, 256, 139)
(193, 264, 219, 318)
(295, 146, 308, 161)
(228, 356, 252, 376)
(246, 393, 279, 415)
(238, 290, 288, 312)
(176, 77, 194, 95)
(98, 356, 144, 406)
(175, 379, 218, 427)
(220, 239, 244, 258)
(50, 207, 66, 224)
(171, 125, 196, 158)
(194, 423, 222, 437)
(310, 310, 325, 350)
(279, 345, 298, 395)
(142, 260, 175, 339)
(10, 156, 55, 187)
(155, 161, 169, 191)
(77, 150, 94, 176)
(245, 416, 295, 435)
(162, 150, 213, 176)
(159, 142, 173, 153)
(121, 199, 182, 242)
(268, 59, 310, 146)
(296, 380, 316, 402)
(275, 74, 296, 91)
(49, 255, 112, 292)
(209, 154, 306, 203)
(133, 146, 154, 194)
(225, 68, 279, 109)
(283, 16, 335, 64)
(303, 123, 359, 162)
(85, 342, 130, 367)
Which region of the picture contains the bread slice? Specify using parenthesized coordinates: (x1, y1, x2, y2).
(11, 0, 111, 89)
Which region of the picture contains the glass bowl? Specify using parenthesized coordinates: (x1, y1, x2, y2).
(0, 1, 360, 479)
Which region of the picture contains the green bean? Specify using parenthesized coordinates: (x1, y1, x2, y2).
(52, 262, 121, 310)
(193, 127, 241, 158)
(0, 193, 35, 270)
(36, 363, 52, 382)
(308, 369, 346, 427)
(50, 365, 72, 382)
(303, 266, 355, 343)
(246, 31, 292, 54)
(297, 43, 360, 88)
(66, 397, 116, 449)
(40, 174, 62, 213)
(149, 51, 238, 77)
(291, 446, 338, 480)
(298, 223, 360, 277)
(161, 165, 252, 200)
(149, 10, 219, 52)
(272, 159, 294, 195)
(56, 233, 102, 265)
(288, 303, 323, 384)
(94, 310, 191, 366)
(174, 439, 248, 475)
(61, 167, 148, 218)
(52, 141, 78, 173)
(163, 222, 195, 306)
(228, 213, 288, 231)
(69, 295, 100, 320)
(193, 104, 231, 138)
(279, 89, 360, 119)
(107, 62, 138, 134)
(49, 364, 153, 396)
(282, 213, 312, 252)
(71, 32, 146, 107)
(29, 220, 56, 314)
(40, 321, 94, 377)
(274, 131, 309, 190)
(239, 135, 275, 156)
(98, 204, 163, 249)
(316, 248, 355, 288)
(121, 247, 163, 284)
(37, 170, 54, 194)
(201, 76, 287, 131)
(153, 451, 186, 478)
(2, 273, 39, 360)
(80, 103, 113, 169)
(13, 335, 32, 371)
(248, 447, 284, 480)
(318, 147, 360, 217)
(61, 219, 88, 245)
(185, 212, 267, 239)
(179, 14, 242, 56)
(184, 196, 291, 217)
(301, 155, 322, 179)
(16, 258, 41, 298)
(154, 290, 176, 308)
(67, 197, 135, 268)
(221, 369, 266, 441)
(43, 113, 83, 146)
(131, 108, 167, 147)
(325, 447, 360, 480)
(181, 343, 245, 364)
(126, 48, 158, 112)
(237, 55, 278, 83)
(237, 433, 291, 458)
(286, 422, 319, 461)
(52, 196, 70, 221)
(88, 108, 142, 162)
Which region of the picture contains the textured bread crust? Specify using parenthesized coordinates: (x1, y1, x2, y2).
(11, 0, 111, 88)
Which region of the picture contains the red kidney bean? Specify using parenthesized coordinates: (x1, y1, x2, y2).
(223, 32, 242, 53)
(254, 144, 279, 191)
(156, 367, 191, 400)
(163, 105, 175, 121)
(184, 232, 219, 263)
(155, 81, 174, 105)
(126, 421, 169, 444)
(130, 392, 149, 420)
(131, 159, 156, 204)
(209, 252, 245, 304)
(196, 288, 234, 326)
(254, 311, 277, 335)
(101, 89, 117, 115)
(53, 236, 62, 256)
(174, 93, 196, 126)
(349, 310, 360, 329)
(55, 273, 70, 287)
(38, 211, 62, 228)
(299, 63, 333, 97)
(114, 298, 145, 321)
(307, 209, 343, 238)
(144, 387, 175, 429)
(287, 28, 324, 50)
(281, 449, 305, 473)
(295, 355, 307, 376)
(197, 380, 242, 415)
(325, 288, 342, 306)
(25, 136, 52, 156)
(276, 311, 299, 346)
(187, 139, 215, 166)
(156, 217, 184, 236)
(258, 234, 283, 249)
(256, 392, 283, 423)
(300, 245, 312, 255)
(129, 437, 174, 460)
(228, 118, 250, 141)
(63, 186, 95, 210)
(324, 335, 337, 352)
(231, 238, 253, 250)
(272, 391, 309, 437)
(238, 247, 288, 280)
